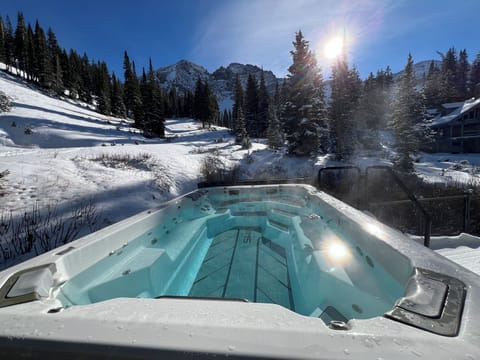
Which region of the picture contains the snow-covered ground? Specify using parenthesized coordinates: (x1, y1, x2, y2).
(2, 69, 480, 274)
(410, 233, 480, 275)
(0, 71, 240, 223)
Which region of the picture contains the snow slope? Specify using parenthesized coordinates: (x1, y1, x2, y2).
(0, 70, 242, 229)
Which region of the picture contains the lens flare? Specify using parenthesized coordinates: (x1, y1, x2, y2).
(323, 238, 351, 265)
(324, 37, 344, 59)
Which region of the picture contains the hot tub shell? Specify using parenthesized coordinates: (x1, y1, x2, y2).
(0, 184, 479, 359)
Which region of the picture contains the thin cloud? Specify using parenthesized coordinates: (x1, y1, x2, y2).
(190, 0, 402, 76)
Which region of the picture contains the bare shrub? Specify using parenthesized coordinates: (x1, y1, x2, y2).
(0, 90, 11, 112)
(0, 200, 99, 269)
(90, 152, 152, 170)
(88, 152, 173, 193)
(200, 154, 240, 184)
(189, 147, 220, 155)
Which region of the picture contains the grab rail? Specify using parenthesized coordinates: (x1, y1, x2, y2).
(317, 165, 432, 247)
(365, 166, 432, 247)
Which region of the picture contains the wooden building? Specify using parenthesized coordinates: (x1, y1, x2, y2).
(427, 98, 480, 153)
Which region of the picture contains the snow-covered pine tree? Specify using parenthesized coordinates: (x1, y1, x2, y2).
(423, 60, 443, 108)
(193, 78, 218, 128)
(355, 68, 393, 150)
(141, 58, 165, 137)
(456, 49, 470, 100)
(46, 28, 63, 95)
(33, 21, 49, 88)
(329, 53, 362, 160)
(266, 103, 283, 149)
(281, 30, 327, 156)
(168, 87, 178, 118)
(232, 74, 244, 134)
(235, 106, 250, 148)
(257, 72, 270, 138)
(123, 52, 144, 127)
(14, 12, 28, 75)
(439, 47, 459, 102)
(96, 62, 112, 115)
(390, 53, 433, 172)
(245, 73, 259, 137)
(25, 25, 35, 82)
(110, 73, 126, 118)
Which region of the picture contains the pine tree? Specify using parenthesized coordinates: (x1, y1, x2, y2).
(355, 72, 379, 149)
(0, 17, 5, 64)
(471, 52, 480, 98)
(168, 88, 178, 118)
(390, 54, 432, 172)
(4, 16, 14, 72)
(142, 58, 165, 137)
(95, 62, 111, 115)
(273, 81, 280, 110)
(440, 47, 458, 102)
(456, 49, 469, 100)
(123, 52, 144, 127)
(235, 106, 250, 148)
(131, 61, 144, 127)
(244, 73, 259, 137)
(25, 24, 35, 81)
(46, 28, 63, 94)
(257, 72, 270, 138)
(281, 30, 328, 156)
(266, 103, 283, 149)
(183, 90, 194, 118)
(79, 53, 93, 102)
(423, 61, 443, 108)
(110, 73, 126, 117)
(356, 68, 394, 150)
(14, 12, 28, 75)
(232, 73, 244, 134)
(66, 50, 82, 98)
(329, 51, 362, 160)
(193, 77, 204, 124)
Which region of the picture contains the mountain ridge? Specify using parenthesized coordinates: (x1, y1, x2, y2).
(155, 59, 441, 110)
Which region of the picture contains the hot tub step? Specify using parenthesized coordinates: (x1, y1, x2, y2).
(272, 208, 298, 217)
(268, 219, 290, 233)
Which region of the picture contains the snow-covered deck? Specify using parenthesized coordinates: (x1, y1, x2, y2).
(411, 233, 480, 275)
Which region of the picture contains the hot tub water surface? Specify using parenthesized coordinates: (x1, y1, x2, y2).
(57, 185, 409, 324)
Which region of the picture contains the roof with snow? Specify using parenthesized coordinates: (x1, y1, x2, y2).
(430, 97, 480, 127)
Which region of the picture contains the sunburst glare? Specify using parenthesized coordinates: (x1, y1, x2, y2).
(323, 237, 351, 265)
(324, 36, 344, 59)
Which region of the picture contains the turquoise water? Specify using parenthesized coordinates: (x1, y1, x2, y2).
(58, 186, 407, 323)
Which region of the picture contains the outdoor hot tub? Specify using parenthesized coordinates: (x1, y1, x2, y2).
(0, 184, 479, 359)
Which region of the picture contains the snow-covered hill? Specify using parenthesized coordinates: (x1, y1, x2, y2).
(0, 70, 244, 225)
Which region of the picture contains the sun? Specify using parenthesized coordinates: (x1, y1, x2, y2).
(324, 37, 344, 59)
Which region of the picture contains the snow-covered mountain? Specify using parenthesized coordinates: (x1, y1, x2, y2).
(156, 60, 210, 94)
(392, 60, 442, 84)
(156, 60, 280, 111)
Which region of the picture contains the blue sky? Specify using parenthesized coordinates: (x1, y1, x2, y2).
(1, 0, 479, 79)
